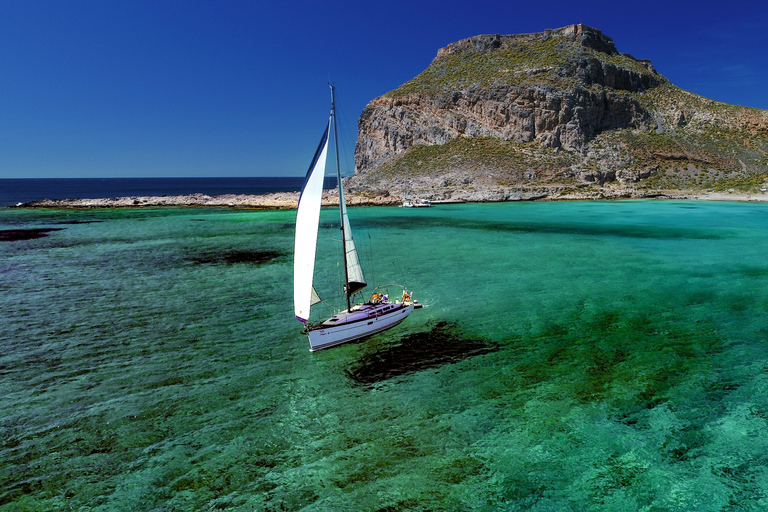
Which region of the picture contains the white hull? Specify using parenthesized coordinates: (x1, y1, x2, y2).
(308, 304, 414, 351)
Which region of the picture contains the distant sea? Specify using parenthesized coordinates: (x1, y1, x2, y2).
(0, 177, 337, 207)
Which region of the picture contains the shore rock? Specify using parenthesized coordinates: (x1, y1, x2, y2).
(16, 187, 768, 210)
(18, 190, 403, 209)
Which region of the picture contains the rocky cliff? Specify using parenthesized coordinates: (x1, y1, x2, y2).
(349, 24, 768, 201)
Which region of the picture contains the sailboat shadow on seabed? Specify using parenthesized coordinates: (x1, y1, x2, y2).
(345, 321, 498, 386)
(293, 85, 419, 352)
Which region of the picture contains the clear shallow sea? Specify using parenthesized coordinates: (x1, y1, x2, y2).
(1, 200, 768, 511)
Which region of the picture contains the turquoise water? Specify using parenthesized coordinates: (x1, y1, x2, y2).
(2, 201, 768, 511)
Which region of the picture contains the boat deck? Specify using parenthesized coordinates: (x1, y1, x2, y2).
(320, 302, 409, 327)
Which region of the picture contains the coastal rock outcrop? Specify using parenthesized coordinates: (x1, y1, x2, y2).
(349, 24, 768, 201)
(18, 190, 402, 209)
(356, 26, 658, 169)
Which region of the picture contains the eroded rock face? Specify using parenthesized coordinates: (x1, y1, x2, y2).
(355, 25, 660, 174)
(356, 85, 654, 172)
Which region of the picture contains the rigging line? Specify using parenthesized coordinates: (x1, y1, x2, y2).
(333, 91, 368, 255)
(330, 85, 352, 312)
(321, 219, 344, 315)
(333, 89, 357, 178)
(364, 231, 375, 295)
(388, 230, 408, 286)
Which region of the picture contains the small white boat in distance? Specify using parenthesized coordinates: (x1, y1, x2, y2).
(402, 198, 431, 208)
(293, 86, 416, 352)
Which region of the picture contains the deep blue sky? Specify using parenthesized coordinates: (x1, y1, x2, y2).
(1, 0, 766, 178)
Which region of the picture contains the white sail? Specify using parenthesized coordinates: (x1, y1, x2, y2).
(338, 183, 366, 296)
(293, 123, 330, 323)
(310, 286, 322, 306)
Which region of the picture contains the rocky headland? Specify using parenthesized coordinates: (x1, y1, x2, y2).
(348, 24, 768, 203)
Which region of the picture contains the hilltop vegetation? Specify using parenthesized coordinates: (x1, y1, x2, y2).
(388, 32, 657, 97)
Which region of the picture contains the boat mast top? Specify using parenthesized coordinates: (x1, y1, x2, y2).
(330, 84, 352, 312)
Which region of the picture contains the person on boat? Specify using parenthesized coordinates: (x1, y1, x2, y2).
(402, 289, 411, 302)
(371, 293, 382, 304)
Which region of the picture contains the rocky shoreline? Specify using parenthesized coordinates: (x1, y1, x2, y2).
(13, 187, 768, 209)
(13, 190, 399, 209)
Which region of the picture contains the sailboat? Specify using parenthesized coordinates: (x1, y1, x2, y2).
(293, 85, 416, 352)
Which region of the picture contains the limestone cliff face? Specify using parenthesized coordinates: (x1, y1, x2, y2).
(356, 84, 653, 170)
(356, 25, 660, 171)
(351, 25, 768, 200)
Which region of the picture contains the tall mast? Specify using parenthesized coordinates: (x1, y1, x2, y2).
(330, 84, 352, 312)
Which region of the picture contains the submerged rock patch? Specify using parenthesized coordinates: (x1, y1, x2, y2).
(55, 220, 103, 225)
(347, 321, 496, 385)
(0, 228, 64, 241)
(187, 249, 286, 265)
